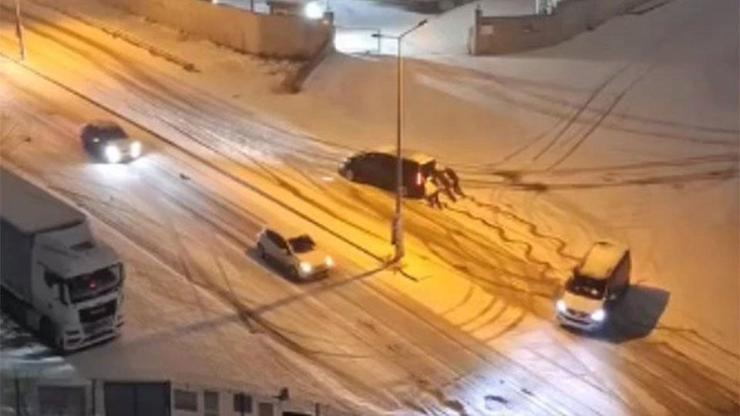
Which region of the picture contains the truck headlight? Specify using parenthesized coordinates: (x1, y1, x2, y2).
(104, 144, 122, 163)
(299, 261, 313, 275)
(556, 299, 567, 313)
(325, 256, 334, 267)
(130, 141, 142, 158)
(590, 309, 606, 322)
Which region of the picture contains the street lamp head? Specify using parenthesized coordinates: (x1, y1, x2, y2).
(304, 1, 324, 19)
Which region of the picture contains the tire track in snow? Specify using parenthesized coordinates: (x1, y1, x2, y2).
(464, 196, 580, 262)
(533, 64, 631, 163)
(442, 203, 560, 279)
(544, 68, 649, 171)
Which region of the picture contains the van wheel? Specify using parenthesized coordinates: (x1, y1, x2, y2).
(40, 318, 58, 350)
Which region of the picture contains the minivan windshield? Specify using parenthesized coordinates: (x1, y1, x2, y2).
(566, 275, 606, 300)
(67, 265, 121, 303)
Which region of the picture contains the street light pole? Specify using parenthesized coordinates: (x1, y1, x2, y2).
(14, 0, 25, 60)
(374, 19, 427, 263)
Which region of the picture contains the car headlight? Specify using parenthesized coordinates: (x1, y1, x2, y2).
(104, 145, 122, 163)
(325, 256, 334, 267)
(590, 309, 606, 322)
(556, 299, 567, 313)
(130, 141, 142, 158)
(299, 261, 313, 275)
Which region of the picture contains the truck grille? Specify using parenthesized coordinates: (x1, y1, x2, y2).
(83, 317, 114, 335)
(79, 300, 116, 323)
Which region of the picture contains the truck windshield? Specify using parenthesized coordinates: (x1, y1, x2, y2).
(67, 265, 121, 303)
(566, 275, 606, 300)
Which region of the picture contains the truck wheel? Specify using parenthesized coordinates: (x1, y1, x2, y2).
(40, 318, 59, 350)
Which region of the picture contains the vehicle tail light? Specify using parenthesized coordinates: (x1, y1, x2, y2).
(416, 172, 423, 186)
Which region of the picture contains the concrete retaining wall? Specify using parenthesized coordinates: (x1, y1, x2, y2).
(100, 0, 333, 59)
(469, 0, 650, 55)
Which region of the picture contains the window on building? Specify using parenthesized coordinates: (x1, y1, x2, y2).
(173, 389, 198, 412)
(233, 393, 253, 413)
(204, 390, 219, 416)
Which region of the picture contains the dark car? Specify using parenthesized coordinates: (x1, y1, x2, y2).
(80, 120, 142, 163)
(338, 147, 437, 198)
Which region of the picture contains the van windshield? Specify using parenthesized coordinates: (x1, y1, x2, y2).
(566, 275, 606, 300)
(67, 265, 121, 303)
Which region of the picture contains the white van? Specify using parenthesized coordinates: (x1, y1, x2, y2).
(556, 241, 631, 331)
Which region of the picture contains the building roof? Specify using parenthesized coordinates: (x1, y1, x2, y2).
(577, 241, 629, 279)
(1, 168, 85, 235)
(372, 146, 436, 165)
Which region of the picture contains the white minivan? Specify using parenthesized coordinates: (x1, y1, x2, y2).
(556, 241, 631, 331)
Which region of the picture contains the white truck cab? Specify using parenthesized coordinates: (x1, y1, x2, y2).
(1, 168, 125, 352)
(556, 241, 631, 331)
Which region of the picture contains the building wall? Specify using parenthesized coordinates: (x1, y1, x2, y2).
(99, 0, 333, 59)
(469, 0, 651, 55)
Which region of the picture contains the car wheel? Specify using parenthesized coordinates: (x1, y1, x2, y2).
(256, 243, 266, 259)
(289, 266, 300, 280)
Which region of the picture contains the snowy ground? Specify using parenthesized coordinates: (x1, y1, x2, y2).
(0, 0, 738, 414)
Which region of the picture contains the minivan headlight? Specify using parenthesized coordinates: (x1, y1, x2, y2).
(104, 144, 122, 163)
(590, 309, 606, 322)
(130, 141, 142, 158)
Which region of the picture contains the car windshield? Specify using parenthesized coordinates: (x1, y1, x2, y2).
(67, 265, 121, 303)
(566, 275, 606, 300)
(288, 235, 315, 254)
(98, 126, 127, 139)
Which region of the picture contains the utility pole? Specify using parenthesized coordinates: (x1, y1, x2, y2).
(14, 0, 25, 60)
(373, 19, 428, 263)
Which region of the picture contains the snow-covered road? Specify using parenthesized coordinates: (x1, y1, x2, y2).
(0, 0, 738, 414)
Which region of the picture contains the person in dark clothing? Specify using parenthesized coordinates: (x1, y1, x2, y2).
(444, 167, 464, 197)
(433, 169, 456, 202)
(424, 176, 442, 209)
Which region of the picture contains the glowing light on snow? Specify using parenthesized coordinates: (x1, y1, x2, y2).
(304, 1, 324, 19)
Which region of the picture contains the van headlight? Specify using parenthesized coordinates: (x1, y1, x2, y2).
(104, 144, 122, 163)
(556, 299, 567, 313)
(590, 309, 606, 322)
(299, 261, 313, 275)
(325, 256, 334, 267)
(130, 141, 142, 158)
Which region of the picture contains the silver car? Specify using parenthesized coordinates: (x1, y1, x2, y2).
(256, 229, 334, 280)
